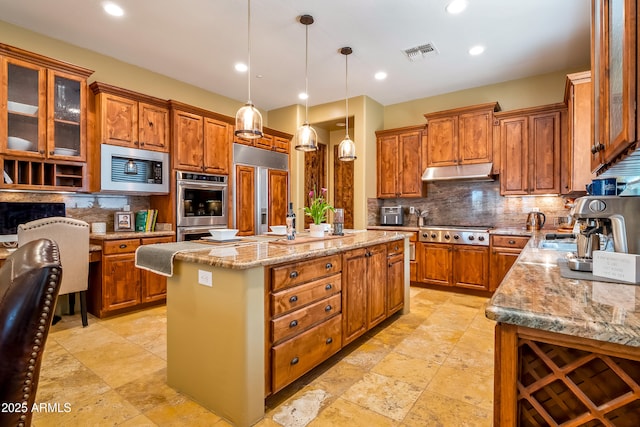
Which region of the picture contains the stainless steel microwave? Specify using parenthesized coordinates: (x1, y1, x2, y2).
(100, 144, 169, 194)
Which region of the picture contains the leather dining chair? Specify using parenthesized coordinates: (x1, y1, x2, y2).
(18, 217, 90, 327)
(0, 238, 63, 427)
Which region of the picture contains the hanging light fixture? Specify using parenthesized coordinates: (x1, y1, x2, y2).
(338, 47, 356, 161)
(235, 0, 263, 139)
(293, 14, 318, 152)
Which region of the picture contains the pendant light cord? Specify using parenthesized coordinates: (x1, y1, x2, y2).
(304, 22, 309, 123)
(344, 52, 349, 138)
(247, 0, 252, 104)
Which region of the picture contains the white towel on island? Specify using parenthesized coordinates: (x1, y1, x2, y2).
(135, 242, 209, 277)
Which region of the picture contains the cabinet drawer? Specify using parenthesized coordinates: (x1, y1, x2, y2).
(271, 274, 341, 317)
(271, 255, 342, 291)
(387, 240, 404, 256)
(491, 235, 529, 249)
(103, 239, 141, 255)
(272, 314, 342, 392)
(271, 293, 342, 344)
(142, 236, 174, 245)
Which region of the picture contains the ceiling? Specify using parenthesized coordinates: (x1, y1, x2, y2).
(0, 0, 591, 112)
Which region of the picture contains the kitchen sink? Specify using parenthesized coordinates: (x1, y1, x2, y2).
(538, 240, 577, 252)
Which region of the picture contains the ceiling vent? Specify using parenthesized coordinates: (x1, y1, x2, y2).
(402, 42, 439, 61)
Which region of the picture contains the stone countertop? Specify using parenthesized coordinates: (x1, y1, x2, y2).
(170, 230, 410, 270)
(89, 230, 175, 241)
(486, 233, 640, 347)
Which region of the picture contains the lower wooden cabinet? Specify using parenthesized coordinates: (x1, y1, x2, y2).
(417, 242, 489, 291)
(386, 240, 405, 316)
(89, 235, 173, 317)
(489, 234, 529, 291)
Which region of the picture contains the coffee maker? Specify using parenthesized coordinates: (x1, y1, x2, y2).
(568, 195, 640, 271)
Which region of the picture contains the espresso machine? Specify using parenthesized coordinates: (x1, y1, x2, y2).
(568, 195, 640, 271)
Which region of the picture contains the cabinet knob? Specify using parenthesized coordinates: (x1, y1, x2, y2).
(49, 150, 55, 155)
(325, 304, 332, 312)
(290, 357, 299, 365)
(140, 142, 144, 146)
(39, 150, 45, 154)
(325, 283, 332, 290)
(508, 240, 516, 245)
(289, 271, 299, 279)
(289, 320, 298, 328)
(289, 295, 298, 303)
(119, 244, 127, 249)
(325, 262, 333, 269)
(326, 337, 333, 345)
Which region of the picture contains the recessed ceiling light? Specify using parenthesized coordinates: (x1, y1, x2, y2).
(374, 71, 387, 81)
(102, 2, 124, 17)
(235, 63, 248, 72)
(468, 45, 485, 56)
(446, 0, 467, 14)
(298, 92, 308, 100)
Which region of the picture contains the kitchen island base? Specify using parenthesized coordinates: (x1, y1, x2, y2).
(494, 323, 640, 426)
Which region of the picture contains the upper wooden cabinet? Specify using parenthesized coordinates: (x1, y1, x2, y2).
(170, 101, 233, 174)
(590, 0, 637, 172)
(375, 125, 426, 198)
(91, 82, 170, 153)
(563, 72, 593, 195)
(495, 104, 566, 196)
(236, 129, 291, 154)
(424, 102, 500, 168)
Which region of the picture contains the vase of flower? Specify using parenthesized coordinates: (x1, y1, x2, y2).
(309, 223, 325, 238)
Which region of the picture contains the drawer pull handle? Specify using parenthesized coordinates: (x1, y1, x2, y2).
(325, 305, 332, 312)
(325, 284, 332, 291)
(326, 337, 333, 345)
(119, 244, 127, 249)
(325, 262, 333, 269)
(290, 357, 299, 365)
(289, 320, 298, 328)
(508, 240, 516, 245)
(289, 295, 298, 303)
(289, 271, 299, 279)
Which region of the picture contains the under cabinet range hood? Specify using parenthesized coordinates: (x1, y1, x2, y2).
(421, 162, 494, 182)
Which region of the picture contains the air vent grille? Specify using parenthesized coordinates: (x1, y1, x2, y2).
(402, 42, 438, 61)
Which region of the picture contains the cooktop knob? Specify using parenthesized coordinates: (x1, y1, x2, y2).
(444, 234, 450, 240)
(431, 233, 437, 239)
(422, 233, 428, 238)
(453, 235, 460, 240)
(478, 236, 485, 241)
(468, 235, 475, 240)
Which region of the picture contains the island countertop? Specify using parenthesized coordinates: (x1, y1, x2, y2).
(485, 234, 640, 347)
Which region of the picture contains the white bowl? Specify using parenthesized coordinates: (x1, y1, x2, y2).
(270, 225, 287, 235)
(7, 136, 35, 151)
(54, 147, 79, 156)
(208, 228, 239, 241)
(8, 101, 38, 115)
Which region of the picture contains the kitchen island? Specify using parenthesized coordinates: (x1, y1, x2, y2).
(136, 230, 410, 427)
(486, 234, 640, 425)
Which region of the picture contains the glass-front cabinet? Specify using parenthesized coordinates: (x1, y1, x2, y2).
(0, 43, 93, 189)
(590, 0, 637, 172)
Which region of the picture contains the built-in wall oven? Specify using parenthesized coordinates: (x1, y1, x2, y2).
(176, 171, 228, 241)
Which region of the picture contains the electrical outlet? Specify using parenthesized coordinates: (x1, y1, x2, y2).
(198, 270, 212, 287)
(409, 206, 415, 214)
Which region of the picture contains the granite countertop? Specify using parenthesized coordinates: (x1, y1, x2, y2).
(486, 233, 640, 347)
(89, 230, 175, 240)
(138, 230, 410, 273)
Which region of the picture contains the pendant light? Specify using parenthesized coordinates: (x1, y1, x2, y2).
(235, 0, 263, 139)
(293, 14, 318, 152)
(338, 47, 356, 161)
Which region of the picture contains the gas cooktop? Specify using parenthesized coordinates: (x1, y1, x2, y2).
(418, 225, 493, 246)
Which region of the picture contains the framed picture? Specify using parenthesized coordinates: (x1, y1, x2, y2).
(114, 211, 134, 231)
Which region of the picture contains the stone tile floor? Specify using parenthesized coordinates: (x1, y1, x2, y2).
(33, 287, 495, 426)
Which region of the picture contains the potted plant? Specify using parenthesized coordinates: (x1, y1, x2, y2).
(304, 186, 334, 237)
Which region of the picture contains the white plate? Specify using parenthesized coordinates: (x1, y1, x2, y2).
(8, 101, 38, 115)
(7, 136, 35, 151)
(54, 147, 79, 156)
(265, 231, 286, 236)
(202, 236, 241, 242)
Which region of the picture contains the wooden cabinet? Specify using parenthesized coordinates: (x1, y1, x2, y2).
(91, 82, 170, 153)
(376, 125, 426, 198)
(496, 104, 565, 196)
(424, 102, 500, 167)
(417, 242, 489, 291)
(590, 0, 637, 172)
(489, 234, 529, 291)
(342, 243, 388, 345)
(267, 255, 343, 393)
(268, 169, 288, 227)
(88, 235, 173, 317)
(0, 43, 92, 190)
(171, 102, 233, 174)
(562, 72, 593, 194)
(236, 130, 290, 154)
(386, 240, 405, 316)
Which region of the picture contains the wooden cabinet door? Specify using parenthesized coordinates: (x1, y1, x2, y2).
(563, 73, 593, 193)
(255, 134, 273, 150)
(173, 109, 204, 172)
(490, 247, 521, 291)
(499, 116, 529, 195)
(387, 252, 404, 316)
(273, 136, 290, 154)
(342, 248, 368, 345)
(138, 102, 169, 152)
(417, 243, 452, 286)
(268, 169, 288, 227)
(452, 245, 489, 290)
(459, 109, 493, 164)
(427, 116, 458, 166)
(203, 117, 230, 174)
(140, 236, 173, 303)
(103, 253, 140, 311)
(529, 111, 561, 195)
(235, 164, 255, 236)
(399, 131, 423, 197)
(101, 93, 138, 148)
(367, 244, 387, 329)
(377, 134, 399, 198)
